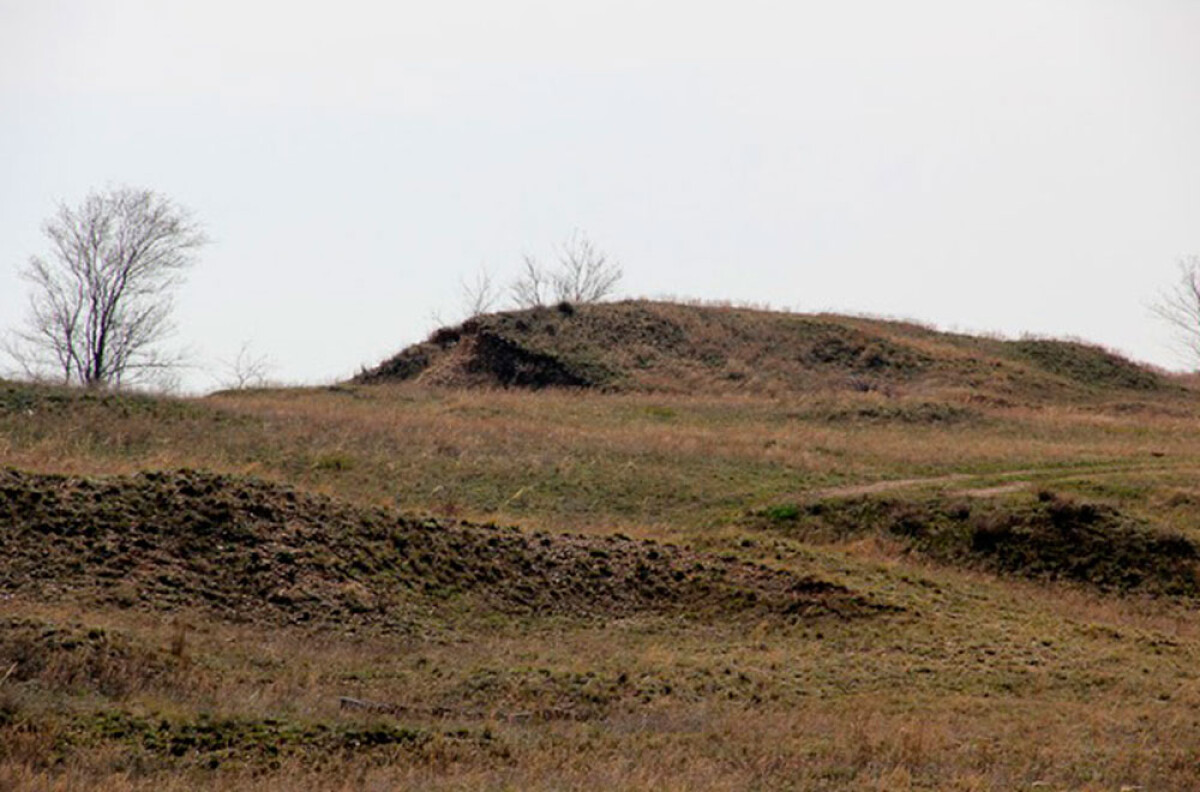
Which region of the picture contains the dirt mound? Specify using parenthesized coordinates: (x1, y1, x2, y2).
(353, 301, 1170, 400)
(0, 469, 880, 628)
(755, 492, 1200, 596)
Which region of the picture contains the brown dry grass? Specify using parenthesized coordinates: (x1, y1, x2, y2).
(8, 381, 1198, 533)
(4, 374, 1200, 789)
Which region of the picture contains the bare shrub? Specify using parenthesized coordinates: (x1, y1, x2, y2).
(459, 266, 502, 319)
(218, 341, 275, 390)
(511, 231, 622, 307)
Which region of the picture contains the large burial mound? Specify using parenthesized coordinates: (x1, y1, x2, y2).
(0, 469, 883, 630)
(355, 300, 1171, 401)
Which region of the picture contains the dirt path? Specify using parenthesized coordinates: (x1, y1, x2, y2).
(957, 482, 1030, 498)
(813, 474, 976, 499)
(808, 460, 1188, 501)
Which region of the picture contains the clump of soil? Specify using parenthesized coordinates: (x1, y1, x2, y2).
(0, 469, 881, 629)
(755, 492, 1200, 596)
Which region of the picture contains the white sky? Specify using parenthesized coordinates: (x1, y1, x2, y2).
(2, 0, 1199, 390)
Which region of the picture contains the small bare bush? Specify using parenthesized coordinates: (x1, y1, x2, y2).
(459, 266, 502, 319)
(218, 341, 275, 390)
(511, 231, 622, 307)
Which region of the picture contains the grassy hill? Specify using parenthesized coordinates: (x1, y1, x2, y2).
(355, 300, 1171, 402)
(3, 304, 1200, 790)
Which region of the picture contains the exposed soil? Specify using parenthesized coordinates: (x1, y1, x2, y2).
(812, 474, 976, 499)
(958, 482, 1030, 498)
(807, 460, 1181, 500)
(354, 311, 613, 390)
(0, 469, 884, 630)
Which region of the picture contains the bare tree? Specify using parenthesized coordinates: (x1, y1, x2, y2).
(459, 266, 502, 318)
(510, 231, 622, 308)
(1153, 256, 1200, 367)
(551, 231, 623, 304)
(7, 187, 206, 388)
(218, 341, 275, 390)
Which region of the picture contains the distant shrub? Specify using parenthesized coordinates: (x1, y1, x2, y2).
(313, 454, 355, 472)
(764, 504, 801, 522)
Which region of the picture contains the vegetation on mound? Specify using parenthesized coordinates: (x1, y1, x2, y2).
(796, 399, 981, 425)
(353, 300, 1171, 400)
(0, 617, 180, 700)
(80, 711, 441, 765)
(0, 706, 485, 774)
(1010, 339, 1166, 391)
(755, 492, 1200, 596)
(0, 380, 200, 420)
(0, 469, 882, 628)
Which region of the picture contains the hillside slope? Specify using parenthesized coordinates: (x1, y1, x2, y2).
(0, 468, 879, 629)
(354, 300, 1171, 401)
(6, 370, 1200, 788)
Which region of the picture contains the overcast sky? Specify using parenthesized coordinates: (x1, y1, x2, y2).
(2, 1, 1199, 391)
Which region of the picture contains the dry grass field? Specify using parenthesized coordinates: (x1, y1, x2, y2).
(4, 303, 1200, 790)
